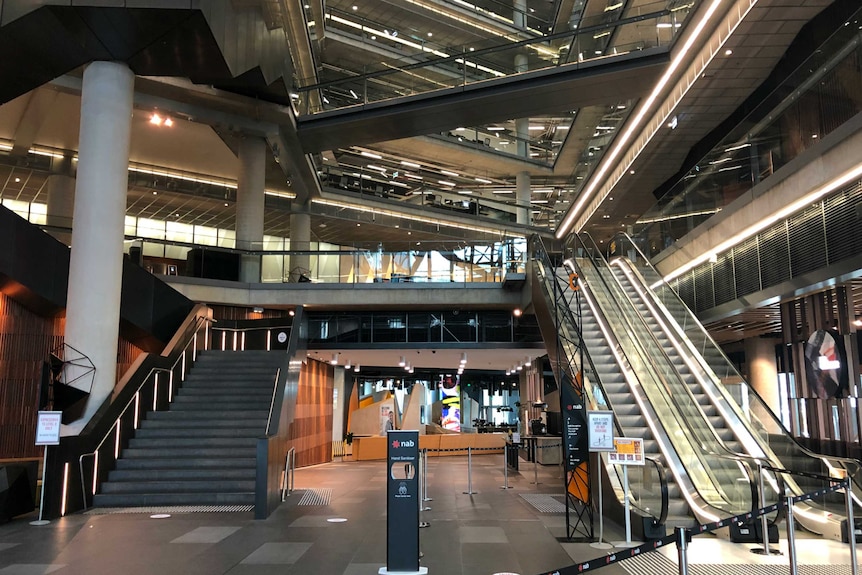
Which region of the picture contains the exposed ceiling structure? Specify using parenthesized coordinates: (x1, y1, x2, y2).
(0, 0, 854, 348)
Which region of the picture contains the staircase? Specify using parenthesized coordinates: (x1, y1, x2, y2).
(93, 350, 283, 508)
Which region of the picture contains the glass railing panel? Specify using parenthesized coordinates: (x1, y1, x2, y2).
(609, 233, 861, 510)
(298, 8, 683, 114)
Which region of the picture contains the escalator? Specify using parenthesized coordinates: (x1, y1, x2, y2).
(532, 236, 760, 539)
(604, 233, 862, 541)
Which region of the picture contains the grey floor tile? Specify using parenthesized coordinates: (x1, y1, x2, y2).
(171, 526, 242, 544)
(0, 566, 65, 575)
(240, 542, 312, 564)
(342, 563, 384, 575)
(458, 526, 508, 543)
(288, 515, 335, 528)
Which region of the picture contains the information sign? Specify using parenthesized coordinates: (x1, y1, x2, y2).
(384, 430, 420, 573)
(608, 437, 644, 466)
(587, 411, 614, 452)
(560, 377, 588, 470)
(35, 411, 63, 446)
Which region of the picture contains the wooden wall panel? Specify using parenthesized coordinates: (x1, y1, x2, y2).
(289, 358, 333, 467)
(0, 292, 143, 458)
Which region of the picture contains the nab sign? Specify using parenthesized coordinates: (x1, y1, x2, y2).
(385, 430, 420, 573)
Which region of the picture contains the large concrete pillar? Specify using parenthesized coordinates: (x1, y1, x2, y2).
(63, 61, 134, 432)
(45, 155, 75, 245)
(236, 136, 266, 283)
(289, 206, 311, 281)
(744, 336, 781, 417)
(516, 170, 531, 225)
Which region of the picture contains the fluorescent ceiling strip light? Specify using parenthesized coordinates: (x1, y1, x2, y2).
(327, 14, 505, 77)
(557, 0, 753, 238)
(657, 162, 862, 285)
(311, 198, 523, 236)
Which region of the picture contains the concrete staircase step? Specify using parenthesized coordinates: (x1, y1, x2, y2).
(115, 458, 256, 470)
(92, 492, 254, 507)
(100, 480, 255, 494)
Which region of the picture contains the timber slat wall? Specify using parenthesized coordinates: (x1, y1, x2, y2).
(290, 359, 333, 467)
(0, 292, 143, 458)
(0, 293, 63, 458)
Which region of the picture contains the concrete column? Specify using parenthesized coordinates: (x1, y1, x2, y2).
(289, 207, 311, 282)
(516, 170, 531, 225)
(236, 136, 266, 283)
(45, 155, 75, 245)
(513, 0, 527, 29)
(63, 61, 134, 432)
(744, 336, 781, 417)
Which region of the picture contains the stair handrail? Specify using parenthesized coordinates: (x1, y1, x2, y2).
(265, 368, 282, 436)
(75, 307, 213, 511)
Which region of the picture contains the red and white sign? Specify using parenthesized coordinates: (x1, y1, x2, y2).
(35, 411, 63, 445)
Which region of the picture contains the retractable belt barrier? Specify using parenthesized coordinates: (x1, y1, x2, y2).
(534, 478, 851, 575)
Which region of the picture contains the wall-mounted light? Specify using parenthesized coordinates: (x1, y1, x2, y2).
(253, 307, 264, 314)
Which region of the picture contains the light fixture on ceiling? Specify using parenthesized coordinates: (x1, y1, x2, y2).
(253, 307, 264, 314)
(331, 353, 338, 365)
(354, 364, 360, 372)
(399, 356, 406, 367)
(460, 353, 467, 365)
(513, 308, 522, 317)
(524, 357, 531, 367)
(345, 359, 352, 369)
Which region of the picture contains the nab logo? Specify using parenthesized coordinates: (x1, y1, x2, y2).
(391, 439, 415, 448)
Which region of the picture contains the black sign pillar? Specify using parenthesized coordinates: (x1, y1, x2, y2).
(382, 430, 427, 575)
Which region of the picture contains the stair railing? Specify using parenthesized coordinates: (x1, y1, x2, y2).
(281, 447, 296, 501)
(74, 307, 213, 512)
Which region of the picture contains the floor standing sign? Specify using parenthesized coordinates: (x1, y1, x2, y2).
(587, 411, 614, 550)
(381, 430, 428, 575)
(610, 437, 644, 547)
(31, 411, 62, 526)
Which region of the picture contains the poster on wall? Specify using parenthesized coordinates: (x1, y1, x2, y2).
(380, 405, 394, 435)
(440, 375, 461, 432)
(804, 329, 848, 399)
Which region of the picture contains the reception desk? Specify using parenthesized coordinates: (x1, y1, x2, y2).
(351, 433, 505, 461)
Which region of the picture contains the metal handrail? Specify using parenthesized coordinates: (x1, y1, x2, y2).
(281, 447, 296, 501)
(265, 368, 281, 436)
(77, 313, 212, 510)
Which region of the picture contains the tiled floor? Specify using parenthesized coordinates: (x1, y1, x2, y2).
(0, 455, 859, 575)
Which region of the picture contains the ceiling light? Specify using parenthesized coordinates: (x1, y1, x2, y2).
(149, 113, 162, 125)
(399, 356, 406, 367)
(513, 308, 522, 317)
(352, 5, 358, 9)
(725, 49, 733, 55)
(253, 307, 264, 313)
(427, 32, 432, 37)
(439, 180, 456, 186)
(488, 126, 505, 131)
(475, 177, 492, 184)
(163, 117, 173, 127)
(401, 160, 421, 168)
(460, 353, 467, 365)
(331, 354, 338, 365)
(360, 151, 382, 159)
(524, 356, 531, 367)
(354, 364, 360, 372)
(14, 177, 20, 183)
(440, 170, 459, 177)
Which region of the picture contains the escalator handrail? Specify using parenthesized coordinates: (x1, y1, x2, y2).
(609, 232, 862, 485)
(531, 235, 669, 527)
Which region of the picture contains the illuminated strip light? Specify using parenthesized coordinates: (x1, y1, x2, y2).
(169, 371, 174, 402)
(401, 0, 553, 55)
(630, 207, 720, 225)
(327, 14, 505, 77)
(558, 0, 757, 238)
(134, 392, 140, 429)
(114, 421, 121, 459)
(153, 373, 159, 411)
(241, 331, 246, 351)
(0, 141, 12, 151)
(656, 162, 862, 286)
(192, 333, 197, 361)
(92, 451, 99, 495)
(181, 351, 186, 382)
(266, 330, 272, 351)
(29, 148, 65, 159)
(311, 198, 524, 237)
(61, 463, 70, 516)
